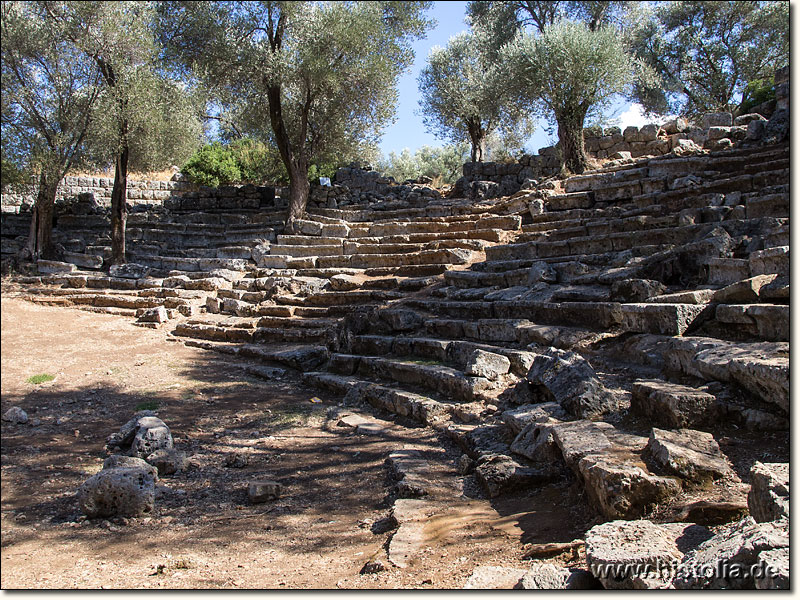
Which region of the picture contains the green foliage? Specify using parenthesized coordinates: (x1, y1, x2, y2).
(159, 1, 434, 216)
(378, 144, 468, 185)
(628, 1, 789, 117)
(26, 373, 55, 384)
(181, 143, 242, 187)
(739, 77, 776, 115)
(135, 400, 160, 411)
(418, 31, 534, 162)
(502, 19, 634, 124)
(0, 155, 28, 191)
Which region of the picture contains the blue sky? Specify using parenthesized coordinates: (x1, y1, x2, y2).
(378, 1, 651, 157)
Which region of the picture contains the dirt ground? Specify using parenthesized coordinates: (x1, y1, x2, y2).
(1, 295, 593, 589)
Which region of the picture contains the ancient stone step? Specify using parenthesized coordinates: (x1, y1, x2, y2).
(302, 372, 455, 426)
(354, 355, 501, 403)
(269, 244, 343, 257)
(173, 321, 328, 344)
(349, 334, 535, 377)
(316, 248, 473, 269)
(275, 289, 403, 307)
(663, 336, 788, 413)
(179, 339, 329, 371)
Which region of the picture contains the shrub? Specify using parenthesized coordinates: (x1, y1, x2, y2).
(27, 373, 55, 384)
(739, 77, 776, 114)
(181, 142, 242, 187)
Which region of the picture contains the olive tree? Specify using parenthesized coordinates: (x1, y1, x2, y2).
(44, 1, 203, 264)
(1, 1, 103, 260)
(160, 1, 433, 228)
(418, 31, 533, 163)
(502, 19, 634, 174)
(627, 1, 790, 118)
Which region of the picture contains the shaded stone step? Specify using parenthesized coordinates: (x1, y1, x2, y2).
(275, 290, 403, 306)
(349, 334, 534, 376)
(172, 321, 328, 344)
(302, 372, 455, 426)
(269, 244, 343, 257)
(354, 355, 500, 403)
(179, 338, 329, 371)
(664, 337, 788, 412)
(316, 248, 473, 269)
(713, 303, 789, 342)
(62, 251, 103, 270)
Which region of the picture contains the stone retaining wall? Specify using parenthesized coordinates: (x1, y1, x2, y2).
(1, 176, 279, 214)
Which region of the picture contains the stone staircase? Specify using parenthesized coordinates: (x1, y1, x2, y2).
(291, 142, 789, 522)
(2, 140, 789, 529)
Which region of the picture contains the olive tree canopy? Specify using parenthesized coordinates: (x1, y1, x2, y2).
(417, 31, 534, 163)
(160, 1, 433, 226)
(502, 19, 634, 174)
(44, 0, 203, 264)
(627, 1, 790, 118)
(1, 0, 103, 259)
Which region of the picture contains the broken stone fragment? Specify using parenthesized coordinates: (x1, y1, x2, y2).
(248, 479, 281, 503)
(518, 563, 602, 590)
(631, 380, 719, 428)
(2, 406, 28, 424)
(674, 517, 789, 589)
(747, 462, 789, 522)
(645, 428, 733, 483)
(130, 416, 174, 459)
(77, 466, 156, 518)
(136, 306, 168, 324)
(585, 520, 684, 590)
(526, 348, 617, 418)
(329, 273, 360, 291)
(464, 349, 511, 380)
(463, 566, 528, 589)
(146, 449, 187, 476)
(474, 453, 552, 497)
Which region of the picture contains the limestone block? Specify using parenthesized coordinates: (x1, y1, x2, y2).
(646, 428, 733, 483)
(77, 466, 156, 518)
(464, 566, 527, 589)
(526, 348, 617, 418)
(712, 274, 777, 303)
(631, 380, 718, 428)
(748, 462, 789, 522)
(465, 349, 510, 380)
(474, 454, 550, 498)
(2, 406, 28, 424)
(146, 449, 188, 476)
(734, 113, 767, 127)
(586, 520, 682, 589)
(702, 112, 733, 128)
(674, 517, 788, 589)
(248, 479, 281, 502)
(109, 263, 150, 279)
(136, 306, 168, 324)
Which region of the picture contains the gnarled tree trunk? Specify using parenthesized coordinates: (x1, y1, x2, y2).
(110, 132, 129, 265)
(556, 108, 589, 175)
(467, 118, 486, 162)
(23, 171, 59, 260)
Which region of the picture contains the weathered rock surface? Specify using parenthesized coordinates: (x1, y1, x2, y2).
(518, 564, 602, 589)
(463, 566, 528, 589)
(77, 466, 156, 518)
(464, 349, 510, 380)
(631, 380, 718, 428)
(2, 406, 29, 424)
(747, 462, 789, 522)
(526, 348, 617, 418)
(386, 449, 429, 498)
(248, 479, 281, 503)
(674, 517, 789, 589)
(146, 449, 188, 476)
(646, 428, 733, 483)
(474, 453, 552, 497)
